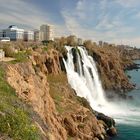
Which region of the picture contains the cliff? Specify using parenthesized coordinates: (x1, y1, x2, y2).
(0, 48, 116, 140)
(119, 47, 140, 60)
(84, 46, 135, 94)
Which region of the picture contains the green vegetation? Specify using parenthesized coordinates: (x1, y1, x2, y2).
(11, 50, 31, 63)
(47, 73, 65, 114)
(2, 45, 15, 57)
(0, 65, 41, 140)
(47, 73, 91, 114)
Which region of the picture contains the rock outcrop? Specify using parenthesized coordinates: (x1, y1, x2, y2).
(5, 48, 116, 140)
(6, 62, 67, 140)
(85, 46, 135, 93)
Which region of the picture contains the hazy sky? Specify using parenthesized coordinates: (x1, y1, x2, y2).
(0, 0, 140, 47)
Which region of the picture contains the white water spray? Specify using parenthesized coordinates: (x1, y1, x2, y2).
(63, 46, 140, 125)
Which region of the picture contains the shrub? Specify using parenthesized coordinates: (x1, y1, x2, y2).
(2, 45, 15, 57)
(0, 66, 41, 140)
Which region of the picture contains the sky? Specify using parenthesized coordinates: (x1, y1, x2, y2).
(0, 0, 140, 47)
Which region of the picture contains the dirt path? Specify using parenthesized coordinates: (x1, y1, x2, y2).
(0, 57, 15, 62)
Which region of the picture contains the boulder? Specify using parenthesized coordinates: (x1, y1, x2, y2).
(107, 127, 117, 136)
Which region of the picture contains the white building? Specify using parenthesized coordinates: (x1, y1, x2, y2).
(0, 49, 5, 59)
(39, 24, 54, 41)
(24, 31, 34, 41)
(1, 25, 24, 41)
(0, 37, 10, 42)
(0, 25, 34, 41)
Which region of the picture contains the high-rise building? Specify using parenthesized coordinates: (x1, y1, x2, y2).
(39, 24, 54, 41)
(34, 30, 39, 41)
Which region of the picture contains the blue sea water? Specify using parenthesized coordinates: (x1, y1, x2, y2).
(112, 60, 140, 140)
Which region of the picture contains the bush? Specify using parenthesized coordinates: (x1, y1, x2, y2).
(0, 66, 41, 140)
(2, 45, 15, 57)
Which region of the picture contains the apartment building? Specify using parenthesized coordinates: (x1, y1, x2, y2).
(39, 24, 54, 41)
(34, 30, 39, 41)
(24, 31, 34, 41)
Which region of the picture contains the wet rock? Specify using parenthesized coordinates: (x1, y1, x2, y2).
(107, 127, 117, 136)
(96, 113, 115, 128)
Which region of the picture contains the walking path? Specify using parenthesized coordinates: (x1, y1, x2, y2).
(0, 57, 15, 62)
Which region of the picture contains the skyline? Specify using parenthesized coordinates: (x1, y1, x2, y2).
(0, 0, 140, 47)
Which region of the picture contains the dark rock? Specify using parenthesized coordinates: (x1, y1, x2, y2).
(125, 63, 140, 71)
(96, 112, 115, 128)
(107, 127, 117, 136)
(128, 95, 133, 100)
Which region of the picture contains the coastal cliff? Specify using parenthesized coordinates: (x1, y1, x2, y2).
(1, 42, 140, 140)
(83, 45, 136, 94)
(3, 48, 116, 140)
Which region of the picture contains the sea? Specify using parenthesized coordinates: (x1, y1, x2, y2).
(112, 60, 140, 140)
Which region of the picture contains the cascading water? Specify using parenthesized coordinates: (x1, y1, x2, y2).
(63, 45, 107, 111)
(63, 46, 140, 127)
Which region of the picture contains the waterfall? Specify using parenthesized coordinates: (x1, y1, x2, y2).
(63, 46, 140, 126)
(63, 46, 107, 111)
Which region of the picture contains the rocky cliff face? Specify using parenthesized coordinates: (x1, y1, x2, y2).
(120, 48, 140, 60)
(85, 46, 135, 93)
(5, 48, 116, 140)
(6, 62, 68, 140)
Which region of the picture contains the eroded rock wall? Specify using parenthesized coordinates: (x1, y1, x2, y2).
(6, 48, 116, 140)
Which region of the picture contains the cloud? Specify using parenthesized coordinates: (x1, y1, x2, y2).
(0, 0, 70, 37)
(115, 0, 140, 8)
(61, 0, 140, 47)
(0, 0, 51, 29)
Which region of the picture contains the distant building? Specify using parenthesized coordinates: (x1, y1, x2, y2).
(77, 38, 83, 46)
(34, 30, 39, 41)
(0, 25, 34, 41)
(39, 24, 54, 41)
(0, 37, 10, 42)
(103, 42, 109, 46)
(24, 31, 34, 41)
(0, 25, 24, 41)
(99, 41, 103, 47)
(0, 49, 5, 59)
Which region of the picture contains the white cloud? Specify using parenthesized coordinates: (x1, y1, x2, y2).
(0, 0, 71, 37)
(0, 0, 52, 29)
(61, 0, 140, 47)
(115, 0, 140, 8)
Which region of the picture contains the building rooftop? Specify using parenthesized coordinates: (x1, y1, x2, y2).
(8, 25, 18, 29)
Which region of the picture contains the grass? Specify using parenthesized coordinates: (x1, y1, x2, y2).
(0, 65, 41, 140)
(47, 73, 92, 114)
(10, 50, 31, 64)
(47, 73, 67, 114)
